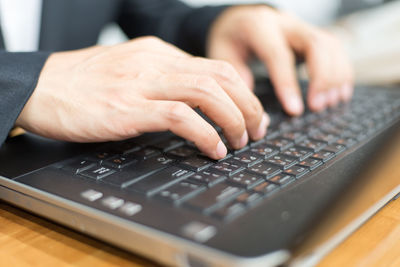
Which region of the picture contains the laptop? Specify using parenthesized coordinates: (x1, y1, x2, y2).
(1, 77, 399, 267)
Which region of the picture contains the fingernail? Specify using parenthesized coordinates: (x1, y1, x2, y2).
(216, 141, 227, 159)
(313, 93, 326, 111)
(288, 95, 304, 115)
(328, 88, 339, 106)
(342, 84, 353, 101)
(239, 131, 248, 148)
(255, 112, 270, 140)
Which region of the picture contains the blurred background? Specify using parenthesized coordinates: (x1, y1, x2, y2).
(100, 0, 400, 85)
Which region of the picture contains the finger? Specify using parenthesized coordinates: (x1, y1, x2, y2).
(336, 54, 354, 103)
(285, 23, 352, 110)
(143, 73, 248, 149)
(245, 22, 304, 116)
(207, 38, 255, 90)
(341, 83, 354, 102)
(168, 57, 267, 141)
(308, 42, 353, 110)
(134, 100, 227, 159)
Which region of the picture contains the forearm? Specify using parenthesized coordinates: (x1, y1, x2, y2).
(0, 51, 50, 146)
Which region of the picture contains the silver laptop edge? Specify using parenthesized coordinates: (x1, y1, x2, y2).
(0, 176, 290, 267)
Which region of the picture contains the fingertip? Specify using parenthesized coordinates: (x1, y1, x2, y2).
(252, 112, 269, 140)
(342, 84, 354, 102)
(309, 92, 326, 112)
(327, 88, 340, 107)
(215, 140, 227, 159)
(286, 95, 304, 116)
(239, 130, 249, 148)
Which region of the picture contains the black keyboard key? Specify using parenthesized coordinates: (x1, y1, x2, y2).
(210, 159, 244, 176)
(252, 181, 279, 196)
(153, 137, 185, 152)
(117, 141, 141, 154)
(126, 166, 193, 196)
(266, 137, 293, 151)
(63, 159, 96, 174)
(128, 147, 160, 160)
(233, 145, 250, 155)
(349, 124, 364, 134)
(231, 151, 263, 167)
(185, 183, 244, 213)
(212, 202, 246, 222)
(281, 132, 306, 142)
(283, 166, 309, 178)
(297, 139, 326, 152)
(236, 192, 262, 206)
(310, 131, 338, 144)
(228, 171, 264, 189)
(249, 144, 278, 158)
(321, 124, 343, 136)
(265, 129, 280, 140)
(324, 144, 346, 155)
(248, 162, 281, 178)
(287, 117, 305, 127)
(180, 156, 214, 172)
(101, 155, 174, 187)
(336, 138, 357, 148)
(281, 146, 313, 161)
(278, 121, 292, 132)
(341, 130, 357, 139)
(156, 181, 205, 204)
(268, 174, 296, 186)
(86, 151, 115, 163)
(80, 165, 117, 180)
(298, 158, 323, 170)
(312, 150, 335, 162)
(167, 146, 197, 158)
(103, 155, 137, 169)
(266, 154, 298, 169)
(188, 170, 226, 187)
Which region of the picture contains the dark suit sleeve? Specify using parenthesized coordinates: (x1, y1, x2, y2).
(0, 51, 50, 146)
(117, 0, 229, 56)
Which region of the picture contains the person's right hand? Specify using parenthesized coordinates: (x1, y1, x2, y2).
(16, 37, 268, 160)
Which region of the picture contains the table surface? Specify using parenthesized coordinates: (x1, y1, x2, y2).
(1, 197, 400, 267)
(1, 131, 400, 267)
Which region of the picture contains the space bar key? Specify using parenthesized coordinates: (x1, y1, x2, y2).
(185, 183, 244, 213)
(125, 166, 193, 196)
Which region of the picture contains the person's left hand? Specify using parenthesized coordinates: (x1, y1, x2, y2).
(207, 5, 354, 116)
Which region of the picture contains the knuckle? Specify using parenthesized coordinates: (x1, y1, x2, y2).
(247, 99, 262, 119)
(165, 102, 190, 124)
(225, 113, 245, 133)
(113, 123, 140, 139)
(215, 60, 236, 77)
(138, 36, 163, 45)
(306, 29, 327, 49)
(199, 128, 218, 146)
(194, 75, 219, 92)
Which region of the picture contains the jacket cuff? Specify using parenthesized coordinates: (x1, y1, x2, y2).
(178, 5, 229, 57)
(0, 51, 51, 146)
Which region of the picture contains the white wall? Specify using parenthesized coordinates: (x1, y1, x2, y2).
(181, 0, 341, 26)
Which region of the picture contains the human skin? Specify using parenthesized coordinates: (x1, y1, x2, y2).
(16, 5, 353, 160)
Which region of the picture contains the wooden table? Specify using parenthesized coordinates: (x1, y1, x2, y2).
(1, 131, 400, 267)
(1, 197, 400, 267)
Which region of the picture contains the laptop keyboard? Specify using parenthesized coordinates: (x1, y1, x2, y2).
(60, 90, 400, 222)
